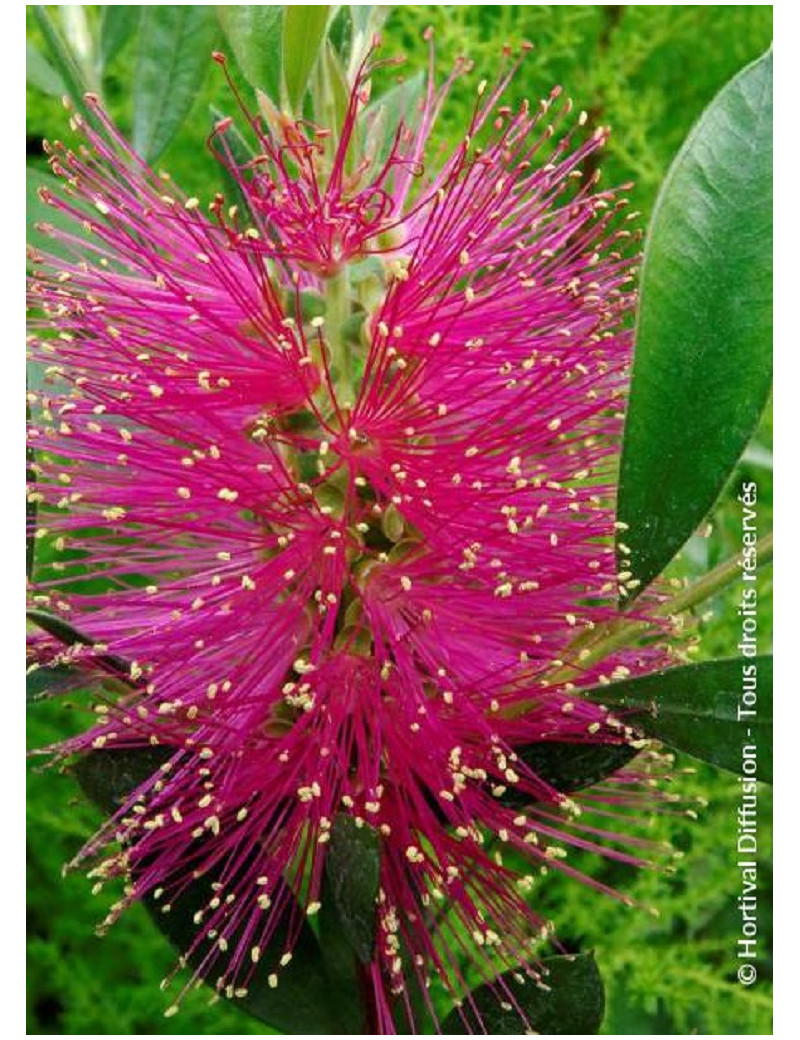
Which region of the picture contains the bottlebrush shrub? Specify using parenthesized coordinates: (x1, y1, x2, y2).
(27, 44, 690, 1034)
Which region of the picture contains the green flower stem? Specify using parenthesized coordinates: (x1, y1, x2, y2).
(652, 531, 773, 618)
(503, 532, 773, 718)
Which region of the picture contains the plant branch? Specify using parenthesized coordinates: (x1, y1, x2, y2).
(502, 532, 773, 718)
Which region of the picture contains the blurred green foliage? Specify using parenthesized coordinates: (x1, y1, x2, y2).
(27, 4, 772, 1034)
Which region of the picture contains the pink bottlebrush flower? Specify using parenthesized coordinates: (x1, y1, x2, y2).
(28, 47, 679, 1034)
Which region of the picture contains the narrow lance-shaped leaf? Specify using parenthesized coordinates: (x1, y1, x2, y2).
(216, 5, 283, 102)
(283, 5, 331, 113)
(441, 952, 605, 1034)
(26, 608, 135, 682)
(618, 48, 773, 593)
(58, 5, 97, 85)
(590, 656, 772, 782)
(364, 70, 425, 165)
(133, 6, 218, 163)
(319, 815, 380, 964)
(99, 5, 142, 68)
(32, 5, 91, 117)
(500, 742, 637, 808)
(75, 747, 360, 1032)
(26, 42, 66, 97)
(347, 5, 392, 77)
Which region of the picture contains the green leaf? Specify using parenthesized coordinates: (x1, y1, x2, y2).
(209, 104, 256, 219)
(26, 166, 92, 262)
(26, 663, 79, 703)
(441, 952, 605, 1034)
(26, 42, 66, 97)
(349, 5, 375, 35)
(32, 5, 91, 114)
(74, 746, 172, 812)
(320, 816, 380, 964)
(510, 742, 637, 800)
(58, 6, 96, 81)
(364, 70, 425, 164)
(322, 40, 351, 140)
(348, 5, 391, 73)
(592, 656, 772, 782)
(282, 5, 331, 113)
(100, 5, 141, 68)
(132, 6, 217, 163)
(75, 747, 359, 1032)
(216, 6, 283, 102)
(27, 608, 97, 649)
(618, 49, 773, 593)
(26, 608, 135, 684)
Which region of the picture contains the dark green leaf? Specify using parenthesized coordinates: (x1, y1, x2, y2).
(328, 6, 353, 59)
(75, 747, 359, 1032)
(320, 815, 380, 964)
(618, 49, 773, 593)
(27, 608, 97, 649)
(511, 742, 637, 800)
(441, 952, 605, 1034)
(591, 656, 772, 782)
(26, 42, 66, 96)
(74, 746, 172, 812)
(26, 608, 134, 682)
(282, 5, 331, 112)
(133, 6, 217, 163)
(100, 5, 141, 68)
(26, 663, 80, 703)
(216, 6, 283, 102)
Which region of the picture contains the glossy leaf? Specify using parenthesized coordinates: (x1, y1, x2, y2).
(75, 746, 358, 1032)
(26, 608, 135, 684)
(618, 49, 773, 593)
(320, 816, 380, 964)
(592, 656, 772, 782)
(74, 746, 172, 812)
(26, 42, 66, 96)
(27, 608, 103, 650)
(133, 6, 217, 163)
(216, 6, 283, 101)
(441, 952, 605, 1034)
(283, 5, 331, 112)
(100, 4, 141, 67)
(510, 742, 637, 801)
